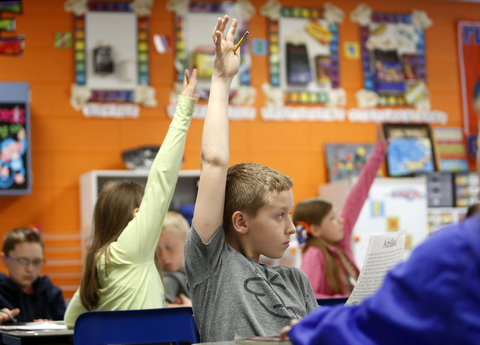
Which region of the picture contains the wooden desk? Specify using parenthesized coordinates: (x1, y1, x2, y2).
(0, 329, 73, 345)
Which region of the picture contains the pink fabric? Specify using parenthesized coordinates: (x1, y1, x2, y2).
(301, 141, 386, 298)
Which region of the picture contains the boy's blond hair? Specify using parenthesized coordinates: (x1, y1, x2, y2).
(162, 211, 190, 240)
(224, 162, 293, 232)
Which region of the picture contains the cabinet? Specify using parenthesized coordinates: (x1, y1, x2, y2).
(79, 169, 200, 259)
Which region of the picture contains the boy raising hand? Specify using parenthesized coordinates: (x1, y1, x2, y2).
(185, 16, 318, 343)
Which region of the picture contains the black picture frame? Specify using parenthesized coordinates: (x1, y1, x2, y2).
(383, 123, 437, 177)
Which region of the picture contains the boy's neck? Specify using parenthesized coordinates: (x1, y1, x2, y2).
(225, 231, 260, 263)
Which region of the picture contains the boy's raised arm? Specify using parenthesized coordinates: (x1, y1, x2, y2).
(193, 16, 240, 243)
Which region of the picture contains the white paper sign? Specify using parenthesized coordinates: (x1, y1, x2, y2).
(345, 230, 406, 306)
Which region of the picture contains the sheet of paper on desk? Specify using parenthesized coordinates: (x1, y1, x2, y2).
(345, 230, 406, 306)
(0, 321, 67, 331)
(234, 336, 292, 345)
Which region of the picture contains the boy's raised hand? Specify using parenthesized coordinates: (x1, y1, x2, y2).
(182, 69, 200, 101)
(212, 15, 240, 81)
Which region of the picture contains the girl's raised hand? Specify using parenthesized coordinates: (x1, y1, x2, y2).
(376, 123, 389, 151)
(182, 69, 200, 101)
(211, 15, 240, 81)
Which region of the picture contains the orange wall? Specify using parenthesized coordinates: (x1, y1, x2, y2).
(0, 0, 479, 299)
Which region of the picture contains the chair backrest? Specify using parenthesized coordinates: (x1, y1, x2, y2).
(317, 297, 348, 307)
(73, 307, 200, 345)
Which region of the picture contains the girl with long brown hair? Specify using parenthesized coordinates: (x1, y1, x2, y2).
(293, 124, 387, 298)
(64, 69, 199, 328)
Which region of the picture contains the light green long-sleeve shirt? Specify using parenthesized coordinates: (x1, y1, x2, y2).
(64, 96, 196, 329)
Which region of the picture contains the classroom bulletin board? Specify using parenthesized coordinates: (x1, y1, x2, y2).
(0, 82, 31, 195)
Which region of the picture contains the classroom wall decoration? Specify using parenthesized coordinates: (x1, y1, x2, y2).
(167, 0, 254, 102)
(166, 0, 256, 120)
(257, 0, 347, 122)
(457, 20, 480, 153)
(350, 4, 432, 110)
(262, 1, 345, 107)
(0, 0, 24, 57)
(65, 0, 154, 118)
(383, 123, 436, 177)
(431, 127, 468, 172)
(345, 4, 448, 125)
(324, 143, 376, 182)
(453, 171, 480, 207)
(0, 82, 31, 195)
(54, 31, 72, 49)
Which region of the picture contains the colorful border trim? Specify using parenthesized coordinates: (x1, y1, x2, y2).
(73, 1, 149, 103)
(360, 12, 427, 107)
(268, 6, 340, 105)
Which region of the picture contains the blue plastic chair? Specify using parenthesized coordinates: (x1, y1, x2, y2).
(73, 307, 200, 345)
(317, 297, 348, 307)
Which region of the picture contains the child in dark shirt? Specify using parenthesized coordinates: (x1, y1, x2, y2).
(0, 227, 66, 322)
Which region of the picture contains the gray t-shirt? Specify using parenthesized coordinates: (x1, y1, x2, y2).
(185, 224, 318, 342)
(162, 270, 190, 303)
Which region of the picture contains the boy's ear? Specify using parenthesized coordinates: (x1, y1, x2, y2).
(231, 211, 248, 235)
(0, 252, 6, 267)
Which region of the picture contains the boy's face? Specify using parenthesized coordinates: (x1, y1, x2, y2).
(245, 189, 296, 260)
(156, 232, 185, 272)
(1, 242, 43, 292)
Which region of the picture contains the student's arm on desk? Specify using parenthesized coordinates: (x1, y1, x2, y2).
(64, 289, 87, 329)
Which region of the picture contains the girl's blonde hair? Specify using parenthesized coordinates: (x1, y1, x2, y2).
(293, 197, 355, 295)
(80, 180, 144, 311)
(161, 211, 189, 240)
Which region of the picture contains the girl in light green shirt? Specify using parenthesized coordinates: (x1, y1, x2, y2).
(64, 70, 199, 329)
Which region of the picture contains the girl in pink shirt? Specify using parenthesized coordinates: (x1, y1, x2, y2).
(293, 124, 387, 298)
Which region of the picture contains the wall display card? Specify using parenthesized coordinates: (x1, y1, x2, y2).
(0, 1, 23, 57)
(351, 5, 431, 108)
(427, 210, 454, 234)
(432, 127, 468, 172)
(0, 1, 22, 14)
(72, 1, 150, 103)
(324, 143, 376, 182)
(0, 35, 24, 56)
(458, 21, 480, 157)
(383, 124, 436, 176)
(266, 4, 342, 104)
(0, 82, 31, 195)
(0, 18, 16, 32)
(345, 230, 406, 306)
(454, 171, 479, 207)
(170, 1, 251, 101)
